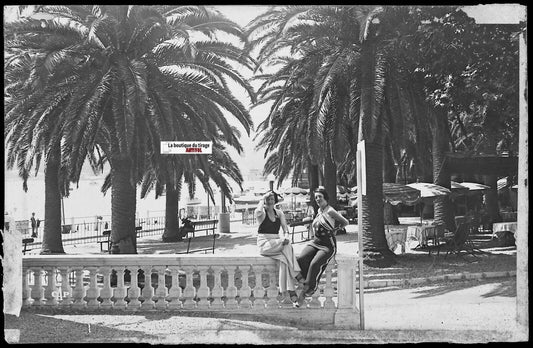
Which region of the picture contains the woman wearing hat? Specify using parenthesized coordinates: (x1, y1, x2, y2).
(296, 187, 349, 306)
(255, 190, 301, 306)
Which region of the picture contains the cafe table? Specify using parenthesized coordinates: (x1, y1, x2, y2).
(492, 221, 517, 240)
(385, 226, 407, 254)
(406, 224, 443, 248)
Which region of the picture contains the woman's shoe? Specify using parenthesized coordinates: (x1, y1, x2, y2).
(296, 289, 308, 307)
(289, 290, 298, 303)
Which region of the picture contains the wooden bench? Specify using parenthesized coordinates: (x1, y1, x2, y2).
(22, 237, 34, 255)
(98, 230, 111, 253)
(177, 219, 218, 254)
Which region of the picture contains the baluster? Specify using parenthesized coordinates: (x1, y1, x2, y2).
(126, 267, 141, 311)
(71, 268, 87, 309)
(113, 268, 128, 310)
(251, 266, 266, 309)
(308, 288, 321, 308)
(196, 266, 210, 309)
(140, 267, 155, 309)
(266, 265, 279, 308)
(210, 266, 224, 309)
(323, 267, 336, 309)
(44, 267, 59, 307)
(99, 267, 113, 309)
(167, 267, 182, 310)
(59, 267, 73, 307)
(225, 266, 238, 309)
(238, 266, 252, 309)
(182, 267, 196, 309)
(85, 267, 100, 309)
(154, 267, 168, 310)
(30, 268, 45, 307)
(22, 267, 33, 308)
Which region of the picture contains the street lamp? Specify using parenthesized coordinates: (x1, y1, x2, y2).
(267, 174, 275, 191)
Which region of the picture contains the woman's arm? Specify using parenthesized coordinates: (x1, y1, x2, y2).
(278, 210, 290, 237)
(328, 209, 349, 228)
(254, 200, 266, 224)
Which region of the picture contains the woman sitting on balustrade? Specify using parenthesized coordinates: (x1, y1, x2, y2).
(255, 190, 301, 306)
(296, 187, 349, 306)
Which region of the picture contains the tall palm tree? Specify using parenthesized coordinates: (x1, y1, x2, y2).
(4, 42, 73, 254)
(246, 6, 395, 261)
(5, 5, 253, 254)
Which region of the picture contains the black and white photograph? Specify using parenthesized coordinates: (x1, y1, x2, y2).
(2, 4, 528, 344)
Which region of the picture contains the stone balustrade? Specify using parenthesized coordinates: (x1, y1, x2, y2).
(22, 254, 361, 328)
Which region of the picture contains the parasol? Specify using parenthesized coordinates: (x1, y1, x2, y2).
(282, 187, 308, 210)
(336, 185, 350, 201)
(455, 181, 490, 191)
(406, 182, 451, 224)
(406, 182, 451, 198)
(349, 183, 421, 206)
(233, 194, 261, 205)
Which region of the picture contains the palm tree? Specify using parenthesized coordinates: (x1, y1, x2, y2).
(4, 41, 72, 254)
(5, 5, 253, 254)
(246, 6, 395, 262)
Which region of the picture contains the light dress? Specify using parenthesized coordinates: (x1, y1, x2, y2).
(256, 208, 301, 281)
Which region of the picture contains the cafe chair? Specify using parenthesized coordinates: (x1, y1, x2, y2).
(441, 223, 485, 258)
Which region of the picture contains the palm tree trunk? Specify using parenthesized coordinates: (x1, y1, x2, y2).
(324, 144, 338, 209)
(308, 161, 320, 215)
(162, 183, 181, 242)
(360, 142, 389, 254)
(432, 107, 455, 231)
(40, 142, 65, 254)
(110, 157, 137, 254)
(358, 40, 393, 264)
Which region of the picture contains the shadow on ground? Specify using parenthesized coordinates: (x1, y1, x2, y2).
(136, 234, 259, 254)
(4, 312, 161, 343)
(409, 278, 517, 299)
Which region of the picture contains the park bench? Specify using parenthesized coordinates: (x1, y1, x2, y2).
(98, 230, 111, 253)
(22, 237, 34, 255)
(98, 226, 142, 253)
(177, 219, 218, 254)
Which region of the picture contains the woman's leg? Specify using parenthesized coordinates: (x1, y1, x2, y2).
(296, 244, 318, 281)
(279, 262, 288, 293)
(303, 247, 335, 296)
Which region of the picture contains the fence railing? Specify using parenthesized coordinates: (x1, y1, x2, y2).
(22, 254, 361, 328)
(24, 213, 258, 252)
(23, 216, 168, 250)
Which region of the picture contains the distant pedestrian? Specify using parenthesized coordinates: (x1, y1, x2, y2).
(30, 212, 39, 237)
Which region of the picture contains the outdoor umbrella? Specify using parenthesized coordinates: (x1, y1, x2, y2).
(233, 194, 261, 205)
(406, 182, 451, 224)
(336, 185, 349, 201)
(283, 187, 308, 196)
(455, 181, 490, 192)
(283, 187, 308, 210)
(406, 182, 451, 198)
(349, 183, 421, 206)
(450, 181, 470, 200)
